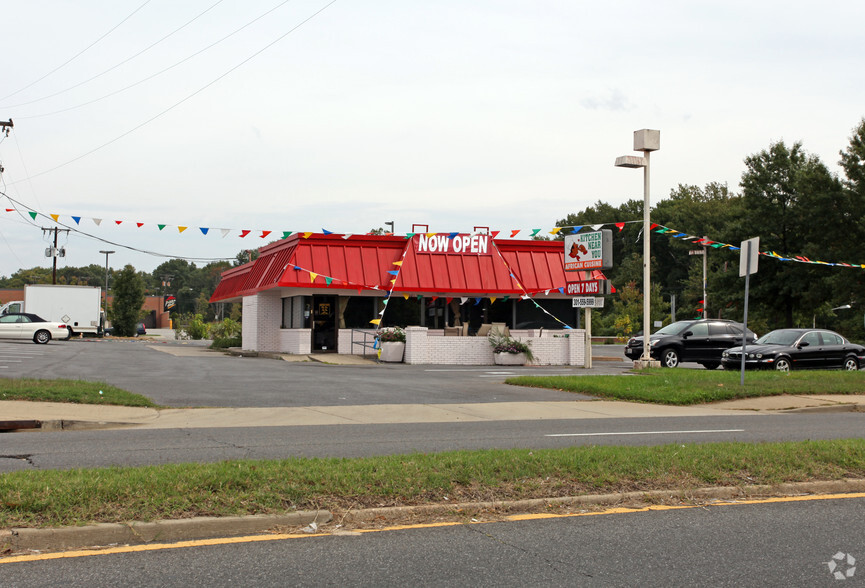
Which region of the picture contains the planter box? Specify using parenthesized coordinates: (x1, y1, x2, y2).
(494, 352, 527, 366)
(380, 341, 405, 363)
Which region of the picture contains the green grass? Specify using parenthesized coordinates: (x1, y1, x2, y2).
(507, 369, 865, 405)
(0, 378, 158, 407)
(1, 440, 864, 527)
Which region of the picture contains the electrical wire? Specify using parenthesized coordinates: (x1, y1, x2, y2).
(17, 0, 293, 120)
(0, 0, 153, 104)
(7, 0, 338, 184)
(6, 0, 226, 110)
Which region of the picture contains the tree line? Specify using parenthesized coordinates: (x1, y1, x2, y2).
(560, 119, 865, 340)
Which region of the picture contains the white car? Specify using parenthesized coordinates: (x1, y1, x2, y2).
(0, 312, 69, 344)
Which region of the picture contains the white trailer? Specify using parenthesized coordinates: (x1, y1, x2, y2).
(0, 284, 104, 337)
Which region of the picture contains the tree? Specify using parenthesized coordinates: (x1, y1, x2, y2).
(110, 264, 146, 336)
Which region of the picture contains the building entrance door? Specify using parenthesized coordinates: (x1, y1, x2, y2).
(311, 295, 336, 352)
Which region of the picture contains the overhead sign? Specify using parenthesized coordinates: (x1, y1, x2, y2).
(564, 230, 613, 271)
(416, 234, 492, 256)
(565, 280, 611, 295)
(572, 297, 605, 308)
(739, 237, 760, 277)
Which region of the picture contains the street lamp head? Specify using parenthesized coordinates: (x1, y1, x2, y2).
(99, 250, 115, 255)
(614, 155, 647, 168)
(633, 129, 660, 152)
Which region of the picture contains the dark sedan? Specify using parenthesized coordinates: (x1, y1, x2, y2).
(624, 319, 757, 369)
(721, 328, 865, 371)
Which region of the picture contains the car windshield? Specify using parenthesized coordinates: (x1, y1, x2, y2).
(652, 321, 690, 336)
(755, 330, 801, 346)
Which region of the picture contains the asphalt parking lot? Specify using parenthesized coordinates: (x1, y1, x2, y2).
(0, 339, 626, 407)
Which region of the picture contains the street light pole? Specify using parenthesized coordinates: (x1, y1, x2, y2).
(99, 250, 114, 321)
(615, 129, 660, 368)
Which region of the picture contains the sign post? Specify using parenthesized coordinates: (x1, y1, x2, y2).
(739, 237, 759, 386)
(564, 230, 612, 370)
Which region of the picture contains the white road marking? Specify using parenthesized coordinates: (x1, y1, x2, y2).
(546, 429, 745, 437)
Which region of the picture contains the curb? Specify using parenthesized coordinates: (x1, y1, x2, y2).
(1, 510, 330, 553)
(4, 479, 864, 554)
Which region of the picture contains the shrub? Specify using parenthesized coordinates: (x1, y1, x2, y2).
(488, 332, 534, 361)
(378, 327, 406, 343)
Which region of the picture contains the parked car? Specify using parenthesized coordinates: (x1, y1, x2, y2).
(721, 328, 865, 371)
(104, 322, 146, 337)
(624, 319, 757, 369)
(0, 312, 69, 344)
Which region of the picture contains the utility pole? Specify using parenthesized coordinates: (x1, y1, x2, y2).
(42, 227, 70, 284)
(0, 119, 12, 136)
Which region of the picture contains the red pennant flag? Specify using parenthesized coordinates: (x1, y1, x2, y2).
(446, 297, 453, 304)
(239, 230, 251, 238)
(649, 223, 658, 230)
(490, 231, 500, 239)
(136, 222, 144, 228)
(615, 222, 625, 232)
(115, 220, 123, 225)
(260, 231, 271, 239)
(697, 299, 704, 304)
(510, 230, 520, 238)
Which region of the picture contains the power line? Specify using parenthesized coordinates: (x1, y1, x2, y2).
(5, 0, 226, 110)
(0, 0, 153, 103)
(7, 0, 339, 184)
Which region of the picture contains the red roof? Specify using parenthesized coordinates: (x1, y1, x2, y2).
(210, 233, 605, 302)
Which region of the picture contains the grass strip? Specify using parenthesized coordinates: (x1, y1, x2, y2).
(2, 439, 865, 528)
(507, 369, 865, 405)
(0, 378, 157, 407)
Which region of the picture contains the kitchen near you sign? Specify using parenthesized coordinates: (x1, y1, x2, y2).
(564, 230, 613, 271)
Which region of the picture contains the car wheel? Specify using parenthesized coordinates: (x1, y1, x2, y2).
(64, 326, 73, 341)
(661, 348, 679, 368)
(844, 356, 859, 371)
(774, 357, 791, 372)
(701, 362, 720, 370)
(34, 330, 51, 344)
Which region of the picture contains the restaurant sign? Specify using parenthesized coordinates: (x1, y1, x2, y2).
(416, 234, 492, 255)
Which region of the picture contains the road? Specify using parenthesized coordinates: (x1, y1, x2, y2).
(3, 495, 862, 586)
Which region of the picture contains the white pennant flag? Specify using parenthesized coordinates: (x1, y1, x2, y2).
(221, 228, 230, 238)
(92, 218, 102, 226)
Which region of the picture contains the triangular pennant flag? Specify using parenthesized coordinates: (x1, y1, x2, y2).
(72, 216, 81, 224)
(50, 214, 59, 222)
(572, 225, 583, 233)
(282, 231, 292, 239)
(261, 231, 271, 239)
(369, 319, 381, 325)
(460, 297, 468, 304)
(325, 277, 333, 285)
(387, 270, 399, 276)
(558, 287, 564, 294)
(358, 288, 364, 294)
(178, 226, 187, 233)
(521, 294, 529, 300)
(530, 229, 541, 237)
(426, 232, 436, 238)
(474, 298, 481, 305)
(503, 296, 509, 301)
(157, 224, 166, 231)
(404, 294, 410, 300)
(448, 232, 458, 240)
(322, 229, 333, 235)
(239, 230, 251, 238)
(93, 218, 102, 226)
(115, 220, 122, 225)
(591, 224, 603, 231)
(200, 227, 209, 235)
(393, 261, 403, 266)
(650, 223, 658, 230)
(405, 233, 415, 238)
(5, 208, 13, 212)
(615, 222, 625, 232)
(549, 227, 562, 235)
(490, 297, 496, 304)
(28, 211, 38, 220)
(544, 289, 550, 295)
(510, 230, 520, 238)
(342, 234, 352, 239)
(221, 229, 230, 238)
(382, 298, 389, 305)
(136, 222, 143, 228)
(293, 266, 302, 271)
(309, 272, 318, 282)
(302, 232, 313, 239)
(417, 295, 423, 301)
(490, 231, 500, 239)
(446, 297, 453, 304)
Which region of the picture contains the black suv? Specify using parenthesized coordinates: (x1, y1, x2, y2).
(624, 319, 757, 369)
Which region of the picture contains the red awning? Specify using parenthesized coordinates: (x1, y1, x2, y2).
(210, 233, 606, 302)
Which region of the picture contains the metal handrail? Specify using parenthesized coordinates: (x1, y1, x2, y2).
(350, 329, 379, 357)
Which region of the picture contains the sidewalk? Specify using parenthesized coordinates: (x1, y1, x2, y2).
(2, 394, 864, 432)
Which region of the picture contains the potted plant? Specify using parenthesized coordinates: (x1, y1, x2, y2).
(488, 332, 534, 365)
(378, 327, 406, 362)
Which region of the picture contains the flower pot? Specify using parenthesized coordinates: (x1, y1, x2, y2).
(494, 352, 526, 365)
(380, 341, 405, 363)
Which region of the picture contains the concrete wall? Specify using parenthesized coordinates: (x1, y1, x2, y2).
(242, 291, 281, 352)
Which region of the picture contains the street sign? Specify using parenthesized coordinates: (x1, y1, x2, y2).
(572, 297, 605, 308)
(689, 249, 706, 256)
(739, 237, 760, 277)
(565, 280, 610, 296)
(564, 230, 613, 271)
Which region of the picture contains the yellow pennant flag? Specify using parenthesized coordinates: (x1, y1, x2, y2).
(490, 297, 496, 304)
(403, 294, 409, 300)
(178, 226, 188, 233)
(309, 272, 318, 282)
(369, 318, 381, 325)
(393, 261, 403, 266)
(549, 227, 562, 235)
(50, 214, 60, 222)
(302, 232, 313, 239)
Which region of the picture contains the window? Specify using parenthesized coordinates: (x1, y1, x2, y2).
(688, 322, 709, 336)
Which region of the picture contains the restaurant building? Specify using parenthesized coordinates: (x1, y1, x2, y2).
(210, 231, 604, 365)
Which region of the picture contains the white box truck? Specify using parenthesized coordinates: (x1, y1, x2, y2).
(0, 284, 104, 337)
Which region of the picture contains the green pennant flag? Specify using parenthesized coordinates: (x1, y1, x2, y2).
(503, 295, 510, 301)
(530, 229, 541, 237)
(158, 224, 166, 231)
(282, 231, 292, 239)
(325, 277, 333, 285)
(28, 211, 37, 220)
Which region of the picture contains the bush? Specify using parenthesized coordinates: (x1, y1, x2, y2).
(377, 327, 406, 343)
(210, 318, 241, 340)
(488, 332, 534, 361)
(210, 336, 242, 349)
(174, 313, 211, 340)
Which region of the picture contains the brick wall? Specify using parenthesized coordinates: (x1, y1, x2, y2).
(242, 291, 281, 352)
(279, 329, 311, 354)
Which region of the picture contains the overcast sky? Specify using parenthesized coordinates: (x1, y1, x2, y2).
(1, 0, 863, 278)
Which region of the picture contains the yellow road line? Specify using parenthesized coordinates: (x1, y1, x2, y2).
(4, 492, 865, 565)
